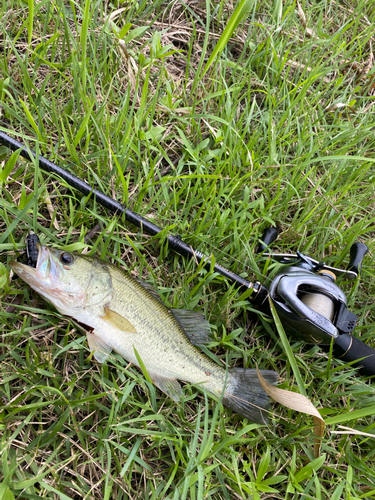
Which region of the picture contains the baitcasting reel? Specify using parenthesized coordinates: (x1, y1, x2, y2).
(253, 227, 375, 376)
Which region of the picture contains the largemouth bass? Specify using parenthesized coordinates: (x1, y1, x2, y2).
(10, 244, 278, 424)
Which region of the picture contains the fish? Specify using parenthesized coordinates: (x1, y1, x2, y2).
(10, 244, 278, 424)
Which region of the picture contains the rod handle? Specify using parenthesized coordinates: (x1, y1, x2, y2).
(257, 227, 278, 253)
(334, 334, 375, 377)
(347, 242, 368, 276)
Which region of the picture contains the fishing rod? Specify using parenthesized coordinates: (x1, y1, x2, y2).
(1, 131, 375, 376)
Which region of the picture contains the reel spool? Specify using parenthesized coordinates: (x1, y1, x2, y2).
(300, 270, 337, 322)
(300, 293, 335, 322)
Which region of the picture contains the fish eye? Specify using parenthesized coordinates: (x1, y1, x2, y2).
(60, 252, 74, 265)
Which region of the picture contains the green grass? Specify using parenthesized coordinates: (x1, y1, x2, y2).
(1, 0, 375, 498)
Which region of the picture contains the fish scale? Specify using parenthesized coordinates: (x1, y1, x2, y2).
(88, 266, 225, 392)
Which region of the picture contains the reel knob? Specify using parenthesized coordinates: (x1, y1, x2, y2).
(347, 243, 369, 276)
(257, 227, 279, 253)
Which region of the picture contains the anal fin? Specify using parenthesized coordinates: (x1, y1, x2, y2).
(87, 331, 113, 363)
(151, 373, 183, 402)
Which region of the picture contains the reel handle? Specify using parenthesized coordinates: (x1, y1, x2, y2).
(347, 243, 369, 276)
(257, 227, 278, 253)
(334, 334, 375, 377)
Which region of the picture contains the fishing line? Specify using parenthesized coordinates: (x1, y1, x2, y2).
(0, 131, 358, 294)
(0, 131, 264, 295)
(1, 171, 264, 281)
(106, 178, 345, 291)
(125, 200, 271, 278)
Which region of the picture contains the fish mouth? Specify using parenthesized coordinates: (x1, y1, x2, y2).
(10, 244, 62, 291)
(11, 242, 87, 313)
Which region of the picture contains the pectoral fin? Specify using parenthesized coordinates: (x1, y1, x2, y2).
(87, 331, 113, 363)
(151, 373, 183, 402)
(101, 306, 137, 333)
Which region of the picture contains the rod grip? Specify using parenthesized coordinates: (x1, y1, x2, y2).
(257, 227, 278, 253)
(334, 334, 375, 377)
(347, 242, 368, 275)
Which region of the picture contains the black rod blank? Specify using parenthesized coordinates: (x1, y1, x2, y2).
(0, 131, 255, 292)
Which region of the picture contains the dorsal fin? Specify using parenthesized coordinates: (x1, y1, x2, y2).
(132, 277, 164, 303)
(171, 309, 212, 345)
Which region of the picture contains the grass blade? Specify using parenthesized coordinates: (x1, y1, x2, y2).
(268, 299, 307, 396)
(201, 0, 255, 77)
(27, 0, 34, 46)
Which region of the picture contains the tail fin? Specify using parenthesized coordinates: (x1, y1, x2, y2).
(222, 368, 278, 424)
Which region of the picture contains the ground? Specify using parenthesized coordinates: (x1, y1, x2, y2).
(1, 0, 375, 498)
